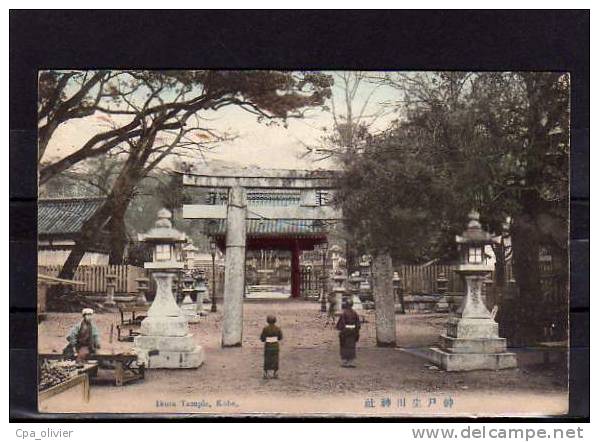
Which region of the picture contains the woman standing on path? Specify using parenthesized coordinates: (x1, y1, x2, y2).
(336, 299, 361, 367)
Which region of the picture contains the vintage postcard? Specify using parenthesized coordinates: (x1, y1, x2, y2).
(36, 70, 569, 416)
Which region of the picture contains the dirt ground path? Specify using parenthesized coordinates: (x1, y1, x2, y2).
(38, 300, 568, 416)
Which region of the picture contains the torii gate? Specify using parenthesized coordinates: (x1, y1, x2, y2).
(181, 168, 342, 347)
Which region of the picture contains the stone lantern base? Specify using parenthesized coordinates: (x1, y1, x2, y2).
(430, 323, 517, 372)
(351, 294, 363, 310)
(429, 347, 517, 371)
(136, 315, 205, 368)
(429, 275, 517, 372)
(430, 316, 517, 372)
(134, 273, 204, 369)
(181, 293, 202, 324)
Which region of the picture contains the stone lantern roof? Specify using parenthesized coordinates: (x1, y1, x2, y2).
(455, 210, 499, 245)
(329, 244, 342, 253)
(183, 242, 199, 252)
(138, 209, 187, 243)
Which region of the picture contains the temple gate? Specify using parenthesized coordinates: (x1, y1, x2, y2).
(181, 168, 342, 347)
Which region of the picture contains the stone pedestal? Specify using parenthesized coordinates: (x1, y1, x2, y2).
(135, 277, 150, 305)
(332, 270, 347, 316)
(431, 273, 516, 371)
(135, 272, 204, 368)
(348, 274, 363, 311)
(319, 275, 328, 313)
(334, 290, 343, 315)
(196, 285, 208, 316)
(181, 289, 201, 323)
(104, 274, 117, 307)
(435, 297, 450, 313)
(435, 273, 450, 312)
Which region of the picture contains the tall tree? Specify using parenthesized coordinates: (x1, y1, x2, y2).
(39, 70, 333, 184)
(46, 70, 333, 279)
(313, 73, 402, 345)
(337, 72, 569, 344)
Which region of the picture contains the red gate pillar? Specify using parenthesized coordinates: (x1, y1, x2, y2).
(291, 241, 301, 298)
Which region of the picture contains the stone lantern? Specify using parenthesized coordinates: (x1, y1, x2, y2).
(104, 274, 117, 306)
(182, 242, 200, 269)
(135, 277, 150, 305)
(180, 272, 201, 323)
(430, 210, 516, 371)
(134, 209, 204, 369)
(347, 271, 363, 310)
(329, 244, 343, 272)
(194, 271, 208, 316)
(435, 271, 450, 313)
(358, 256, 372, 300)
(331, 268, 347, 316)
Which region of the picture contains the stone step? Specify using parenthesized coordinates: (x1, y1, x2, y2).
(429, 347, 518, 371)
(440, 334, 508, 354)
(137, 346, 205, 369)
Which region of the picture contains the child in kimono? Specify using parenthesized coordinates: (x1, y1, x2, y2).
(260, 315, 283, 379)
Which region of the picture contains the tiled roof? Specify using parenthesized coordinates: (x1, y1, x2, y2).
(38, 197, 105, 236)
(207, 219, 330, 237)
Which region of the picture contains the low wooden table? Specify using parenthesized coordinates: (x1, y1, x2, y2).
(118, 303, 149, 325)
(38, 361, 98, 404)
(39, 352, 144, 387)
(91, 351, 145, 386)
(39, 373, 90, 403)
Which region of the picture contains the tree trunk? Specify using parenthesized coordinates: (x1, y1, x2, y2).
(58, 201, 114, 280)
(108, 206, 128, 265)
(58, 162, 139, 279)
(493, 243, 507, 297)
(371, 252, 396, 347)
(510, 213, 542, 347)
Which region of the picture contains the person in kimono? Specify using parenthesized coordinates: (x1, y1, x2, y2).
(260, 315, 283, 379)
(63, 308, 101, 362)
(336, 299, 361, 367)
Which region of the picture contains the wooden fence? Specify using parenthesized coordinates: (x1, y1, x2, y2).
(41, 260, 556, 300)
(396, 264, 458, 294)
(38, 265, 146, 293)
(395, 262, 519, 294)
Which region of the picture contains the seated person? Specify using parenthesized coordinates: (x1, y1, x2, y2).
(63, 308, 101, 362)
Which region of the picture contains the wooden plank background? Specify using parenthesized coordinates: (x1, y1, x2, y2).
(38, 265, 146, 293)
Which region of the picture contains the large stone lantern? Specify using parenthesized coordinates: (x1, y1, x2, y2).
(430, 210, 517, 371)
(134, 209, 204, 369)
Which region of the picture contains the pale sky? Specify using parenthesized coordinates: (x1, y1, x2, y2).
(43, 72, 402, 172)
